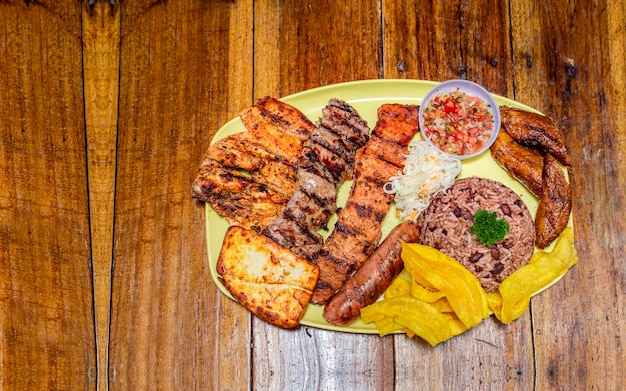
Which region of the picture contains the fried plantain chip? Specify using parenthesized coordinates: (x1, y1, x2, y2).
(489, 226, 578, 323)
(361, 296, 453, 345)
(384, 275, 413, 299)
(401, 242, 490, 328)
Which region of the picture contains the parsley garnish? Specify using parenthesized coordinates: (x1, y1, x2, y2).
(470, 210, 510, 246)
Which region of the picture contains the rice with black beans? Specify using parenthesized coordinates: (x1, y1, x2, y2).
(416, 177, 535, 293)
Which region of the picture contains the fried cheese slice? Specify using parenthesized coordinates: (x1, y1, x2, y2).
(216, 226, 319, 329)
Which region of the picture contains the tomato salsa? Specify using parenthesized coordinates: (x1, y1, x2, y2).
(421, 88, 495, 156)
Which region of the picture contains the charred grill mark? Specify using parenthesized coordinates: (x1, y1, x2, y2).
(298, 185, 330, 210)
(320, 116, 369, 146)
(301, 148, 343, 183)
(307, 143, 348, 178)
(316, 250, 350, 269)
(362, 174, 388, 188)
(343, 201, 386, 222)
(332, 221, 357, 237)
(360, 240, 377, 256)
(291, 219, 322, 243)
(261, 99, 370, 256)
(314, 278, 334, 292)
(354, 202, 374, 218)
(312, 125, 350, 157)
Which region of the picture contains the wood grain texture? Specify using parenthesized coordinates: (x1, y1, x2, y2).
(1, 0, 625, 389)
(383, 2, 534, 390)
(250, 2, 395, 390)
(510, 1, 626, 389)
(82, 2, 121, 389)
(383, 0, 513, 94)
(108, 1, 253, 390)
(254, 0, 383, 98)
(0, 1, 96, 390)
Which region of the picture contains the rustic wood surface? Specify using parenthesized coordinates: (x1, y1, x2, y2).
(1, 0, 624, 390)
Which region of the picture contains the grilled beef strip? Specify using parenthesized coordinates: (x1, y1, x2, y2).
(262, 99, 370, 259)
(310, 104, 420, 305)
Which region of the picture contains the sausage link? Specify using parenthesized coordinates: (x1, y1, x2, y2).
(323, 222, 420, 326)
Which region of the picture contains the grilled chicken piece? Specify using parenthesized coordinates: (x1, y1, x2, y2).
(192, 98, 315, 231)
(192, 158, 292, 230)
(535, 153, 572, 248)
(490, 128, 544, 197)
(310, 104, 420, 305)
(501, 107, 571, 166)
(206, 133, 299, 195)
(240, 96, 315, 167)
(262, 99, 370, 259)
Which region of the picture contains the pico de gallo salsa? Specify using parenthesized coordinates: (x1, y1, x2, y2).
(421, 88, 495, 156)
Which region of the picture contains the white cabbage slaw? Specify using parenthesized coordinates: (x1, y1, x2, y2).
(384, 140, 462, 221)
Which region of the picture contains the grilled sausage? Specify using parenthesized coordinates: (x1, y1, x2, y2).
(323, 222, 420, 326)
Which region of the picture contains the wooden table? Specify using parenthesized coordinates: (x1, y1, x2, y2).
(2, 1, 624, 390)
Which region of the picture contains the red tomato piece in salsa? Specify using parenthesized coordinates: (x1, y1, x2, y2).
(422, 89, 495, 156)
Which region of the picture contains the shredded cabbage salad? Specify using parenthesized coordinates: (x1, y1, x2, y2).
(384, 140, 462, 221)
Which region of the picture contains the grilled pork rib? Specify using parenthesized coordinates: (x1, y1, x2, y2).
(262, 99, 370, 259)
(310, 104, 420, 305)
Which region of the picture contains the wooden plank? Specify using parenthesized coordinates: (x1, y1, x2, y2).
(382, 0, 513, 94)
(253, 324, 394, 391)
(109, 0, 253, 389)
(383, 0, 463, 81)
(82, 2, 122, 389)
(253, 0, 383, 98)
(250, 2, 395, 390)
(383, 1, 534, 389)
(510, 1, 626, 389)
(0, 1, 96, 389)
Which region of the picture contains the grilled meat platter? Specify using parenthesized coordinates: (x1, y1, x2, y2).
(192, 80, 573, 333)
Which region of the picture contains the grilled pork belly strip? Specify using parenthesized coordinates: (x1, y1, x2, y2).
(192, 97, 315, 231)
(263, 99, 370, 259)
(310, 104, 420, 305)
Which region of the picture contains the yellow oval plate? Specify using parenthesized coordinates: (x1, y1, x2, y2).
(204, 79, 572, 333)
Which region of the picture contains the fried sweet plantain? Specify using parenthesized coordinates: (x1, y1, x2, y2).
(490, 129, 545, 197)
(535, 153, 572, 248)
(500, 107, 571, 166)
